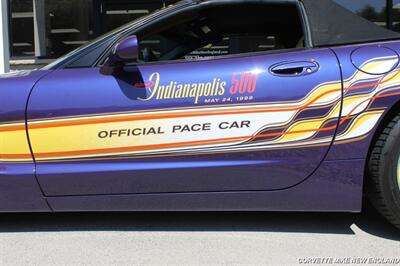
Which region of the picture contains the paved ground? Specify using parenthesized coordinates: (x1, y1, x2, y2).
(0, 203, 399, 266)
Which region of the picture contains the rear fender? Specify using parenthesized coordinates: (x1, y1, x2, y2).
(327, 41, 400, 161)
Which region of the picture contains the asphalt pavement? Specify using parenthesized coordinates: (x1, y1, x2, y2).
(0, 203, 399, 266)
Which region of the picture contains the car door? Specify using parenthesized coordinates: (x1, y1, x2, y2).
(27, 48, 342, 196)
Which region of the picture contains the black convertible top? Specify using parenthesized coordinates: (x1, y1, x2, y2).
(301, 0, 400, 46)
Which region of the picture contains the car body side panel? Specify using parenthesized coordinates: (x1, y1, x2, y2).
(47, 159, 364, 212)
(0, 163, 50, 212)
(0, 71, 51, 212)
(27, 48, 342, 196)
(327, 41, 400, 161)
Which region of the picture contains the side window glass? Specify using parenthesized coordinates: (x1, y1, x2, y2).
(136, 3, 305, 63)
(185, 35, 293, 60)
(139, 35, 178, 62)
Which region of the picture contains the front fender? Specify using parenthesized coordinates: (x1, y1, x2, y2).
(0, 70, 51, 212)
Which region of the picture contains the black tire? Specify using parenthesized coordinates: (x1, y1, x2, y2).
(367, 113, 400, 229)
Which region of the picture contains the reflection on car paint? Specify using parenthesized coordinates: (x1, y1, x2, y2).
(1, 56, 399, 163)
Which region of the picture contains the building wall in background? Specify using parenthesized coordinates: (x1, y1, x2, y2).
(1, 0, 10, 73)
(5, 0, 399, 62)
(9, 0, 177, 60)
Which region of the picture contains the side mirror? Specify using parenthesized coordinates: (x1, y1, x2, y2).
(113, 35, 139, 62)
(100, 35, 139, 75)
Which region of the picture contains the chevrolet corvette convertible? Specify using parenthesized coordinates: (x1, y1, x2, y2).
(1, 0, 400, 229)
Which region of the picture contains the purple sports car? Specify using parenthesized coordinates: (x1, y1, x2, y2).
(1, 0, 400, 229)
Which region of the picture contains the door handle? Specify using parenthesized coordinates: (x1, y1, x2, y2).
(270, 61, 319, 77)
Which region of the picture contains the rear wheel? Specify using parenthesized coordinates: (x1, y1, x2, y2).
(367, 114, 400, 229)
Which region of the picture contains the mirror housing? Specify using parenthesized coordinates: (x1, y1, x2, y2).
(114, 35, 139, 62)
(100, 35, 139, 75)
